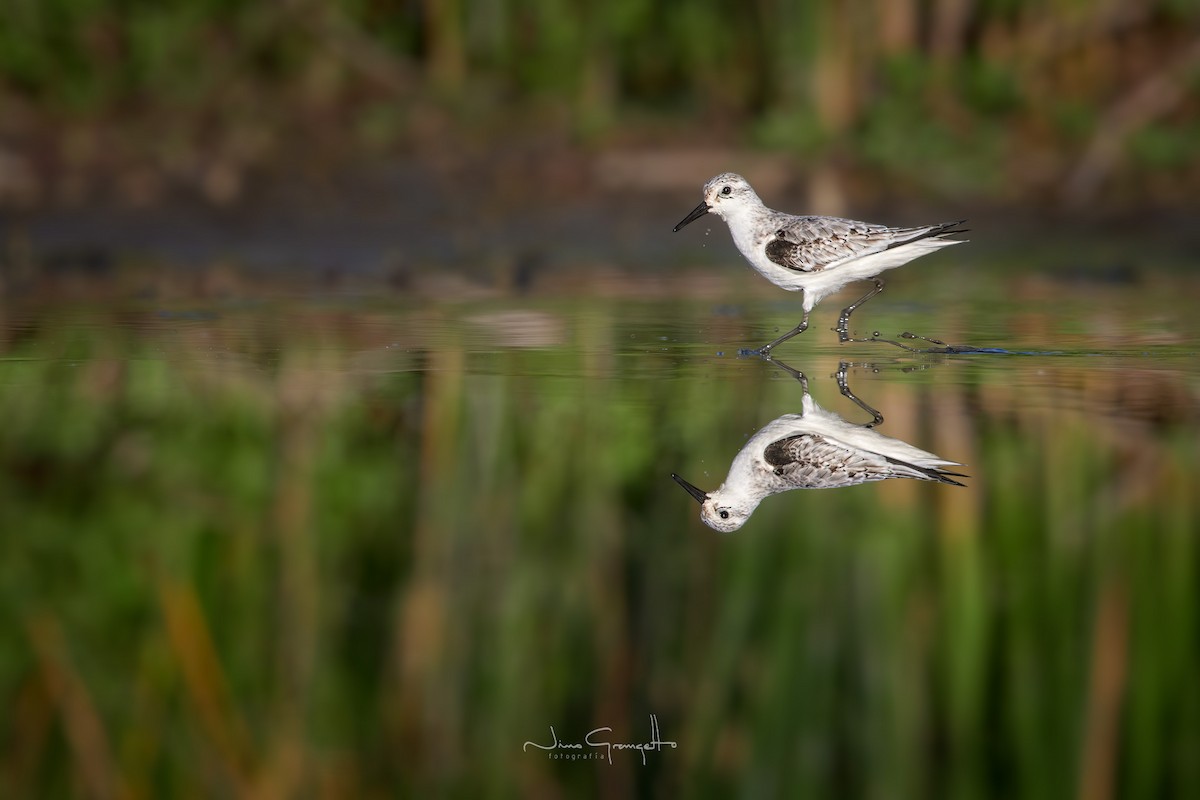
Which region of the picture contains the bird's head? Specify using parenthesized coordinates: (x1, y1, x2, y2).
(673, 173, 760, 232)
(671, 472, 756, 532)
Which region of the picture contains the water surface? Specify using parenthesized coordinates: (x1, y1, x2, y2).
(1, 260, 1197, 797)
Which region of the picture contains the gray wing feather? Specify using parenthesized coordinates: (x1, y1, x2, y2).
(764, 217, 962, 273)
(762, 432, 966, 489)
(762, 433, 892, 488)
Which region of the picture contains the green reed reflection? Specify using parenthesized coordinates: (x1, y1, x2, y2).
(0, 300, 1196, 798)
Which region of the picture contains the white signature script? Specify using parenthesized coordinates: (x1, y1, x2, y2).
(523, 714, 678, 765)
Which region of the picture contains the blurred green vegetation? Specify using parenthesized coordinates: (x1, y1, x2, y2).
(1, 1, 1199, 204)
(0, 288, 1197, 797)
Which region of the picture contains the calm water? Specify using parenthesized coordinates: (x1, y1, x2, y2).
(1, 259, 1198, 798)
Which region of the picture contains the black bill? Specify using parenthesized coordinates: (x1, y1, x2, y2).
(673, 202, 710, 232)
(671, 472, 708, 504)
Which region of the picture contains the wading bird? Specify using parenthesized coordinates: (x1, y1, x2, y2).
(673, 173, 967, 354)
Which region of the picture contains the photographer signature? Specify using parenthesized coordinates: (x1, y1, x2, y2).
(523, 714, 677, 765)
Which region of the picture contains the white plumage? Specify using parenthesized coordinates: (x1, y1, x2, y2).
(674, 172, 967, 353)
(672, 369, 966, 532)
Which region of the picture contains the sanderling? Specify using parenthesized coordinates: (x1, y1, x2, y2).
(671, 359, 966, 532)
(673, 173, 967, 354)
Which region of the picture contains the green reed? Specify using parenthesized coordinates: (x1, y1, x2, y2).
(2, 1, 1198, 198)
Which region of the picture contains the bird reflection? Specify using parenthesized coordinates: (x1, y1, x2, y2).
(672, 358, 967, 532)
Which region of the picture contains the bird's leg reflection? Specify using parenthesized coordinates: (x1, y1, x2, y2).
(759, 354, 809, 393)
(835, 362, 884, 428)
(761, 355, 884, 428)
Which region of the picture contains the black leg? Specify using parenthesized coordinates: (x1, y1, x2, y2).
(759, 354, 809, 393)
(833, 278, 950, 351)
(758, 309, 810, 356)
(836, 278, 885, 335)
(835, 362, 884, 427)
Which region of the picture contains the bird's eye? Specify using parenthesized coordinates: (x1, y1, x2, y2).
(721, 186, 732, 196)
(719, 510, 730, 520)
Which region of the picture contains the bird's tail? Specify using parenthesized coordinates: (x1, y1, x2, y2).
(884, 455, 969, 486)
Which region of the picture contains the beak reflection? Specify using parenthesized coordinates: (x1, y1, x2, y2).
(671, 472, 708, 504)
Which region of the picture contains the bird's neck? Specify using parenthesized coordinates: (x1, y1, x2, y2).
(711, 481, 764, 519)
(721, 202, 768, 255)
(722, 450, 772, 504)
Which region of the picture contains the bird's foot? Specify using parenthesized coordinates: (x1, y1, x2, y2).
(899, 331, 949, 346)
(837, 326, 924, 351)
(893, 332, 983, 353)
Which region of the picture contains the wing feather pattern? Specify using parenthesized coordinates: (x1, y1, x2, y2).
(764, 218, 965, 273)
(763, 433, 965, 488)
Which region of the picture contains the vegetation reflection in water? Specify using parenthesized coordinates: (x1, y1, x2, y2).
(0, 296, 1197, 798)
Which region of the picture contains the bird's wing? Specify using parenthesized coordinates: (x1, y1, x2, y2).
(762, 432, 894, 488)
(764, 217, 964, 273)
(762, 432, 968, 488)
